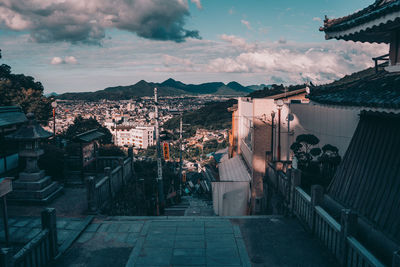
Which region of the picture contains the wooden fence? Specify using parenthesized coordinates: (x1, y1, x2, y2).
(267, 165, 398, 267)
(86, 156, 134, 213)
(0, 209, 58, 267)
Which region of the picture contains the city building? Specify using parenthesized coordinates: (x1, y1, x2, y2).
(112, 125, 155, 149)
(223, 88, 308, 215)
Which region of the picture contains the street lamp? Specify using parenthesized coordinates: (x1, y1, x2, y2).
(276, 99, 284, 161)
(286, 113, 294, 162)
(261, 112, 275, 162)
(51, 101, 57, 141)
(270, 111, 276, 160)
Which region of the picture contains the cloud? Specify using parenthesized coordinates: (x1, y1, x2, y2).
(0, 32, 388, 92)
(0, 0, 200, 44)
(220, 34, 257, 51)
(206, 40, 388, 85)
(313, 17, 322, 22)
(163, 54, 193, 67)
(154, 54, 195, 72)
(241, 19, 252, 30)
(190, 0, 202, 9)
(278, 38, 287, 44)
(50, 57, 63, 65)
(51, 56, 77, 65)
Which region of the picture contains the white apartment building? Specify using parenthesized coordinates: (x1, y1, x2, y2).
(112, 126, 155, 149)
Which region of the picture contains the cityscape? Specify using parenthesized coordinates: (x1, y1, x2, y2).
(0, 0, 400, 267)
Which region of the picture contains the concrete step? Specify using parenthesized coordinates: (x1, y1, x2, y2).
(19, 170, 46, 182)
(13, 176, 52, 190)
(9, 185, 64, 205)
(9, 181, 62, 200)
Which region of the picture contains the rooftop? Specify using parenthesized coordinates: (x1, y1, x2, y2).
(320, 0, 400, 43)
(75, 129, 105, 143)
(6, 113, 52, 140)
(308, 66, 400, 108)
(0, 106, 27, 129)
(328, 111, 400, 246)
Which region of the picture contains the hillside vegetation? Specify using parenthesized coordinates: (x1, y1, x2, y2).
(58, 79, 253, 100)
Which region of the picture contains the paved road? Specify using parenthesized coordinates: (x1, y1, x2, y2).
(4, 215, 338, 266)
(54, 216, 337, 267)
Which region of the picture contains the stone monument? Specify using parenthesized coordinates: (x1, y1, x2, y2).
(7, 113, 63, 204)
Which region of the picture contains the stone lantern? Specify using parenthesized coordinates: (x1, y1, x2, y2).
(6, 113, 63, 203)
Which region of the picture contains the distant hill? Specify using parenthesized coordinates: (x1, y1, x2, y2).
(57, 79, 253, 100)
(45, 92, 59, 97)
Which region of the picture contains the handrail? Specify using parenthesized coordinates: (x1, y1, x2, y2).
(295, 186, 311, 202)
(96, 176, 109, 188)
(315, 206, 341, 232)
(13, 229, 50, 266)
(347, 236, 385, 267)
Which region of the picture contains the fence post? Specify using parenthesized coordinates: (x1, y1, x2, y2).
(290, 169, 301, 215)
(393, 250, 400, 267)
(340, 209, 357, 266)
(310, 185, 324, 232)
(0, 248, 13, 267)
(86, 176, 97, 213)
(104, 167, 113, 198)
(41, 208, 58, 259)
(119, 158, 125, 185)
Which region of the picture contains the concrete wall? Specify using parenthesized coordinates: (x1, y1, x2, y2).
(290, 102, 360, 156)
(212, 181, 250, 216)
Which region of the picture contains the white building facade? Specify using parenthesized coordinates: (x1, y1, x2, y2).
(113, 126, 154, 149)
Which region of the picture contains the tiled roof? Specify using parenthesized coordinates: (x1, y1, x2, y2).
(328, 111, 400, 246)
(0, 106, 27, 128)
(6, 113, 52, 140)
(322, 0, 397, 31)
(320, 0, 400, 43)
(75, 129, 105, 143)
(308, 67, 400, 108)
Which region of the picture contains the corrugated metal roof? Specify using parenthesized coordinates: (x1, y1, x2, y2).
(0, 106, 27, 128)
(218, 156, 251, 182)
(75, 129, 105, 142)
(328, 111, 400, 243)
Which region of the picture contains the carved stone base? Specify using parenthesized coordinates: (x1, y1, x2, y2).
(9, 171, 63, 204)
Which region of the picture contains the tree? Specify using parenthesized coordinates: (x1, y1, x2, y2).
(319, 144, 341, 183)
(290, 134, 320, 168)
(0, 53, 51, 124)
(63, 116, 113, 144)
(290, 135, 341, 191)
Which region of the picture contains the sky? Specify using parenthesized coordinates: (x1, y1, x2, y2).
(0, 0, 388, 93)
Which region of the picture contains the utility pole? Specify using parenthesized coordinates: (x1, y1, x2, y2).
(154, 88, 164, 215)
(178, 115, 183, 198)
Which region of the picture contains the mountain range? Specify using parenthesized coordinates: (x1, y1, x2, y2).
(57, 79, 255, 100)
